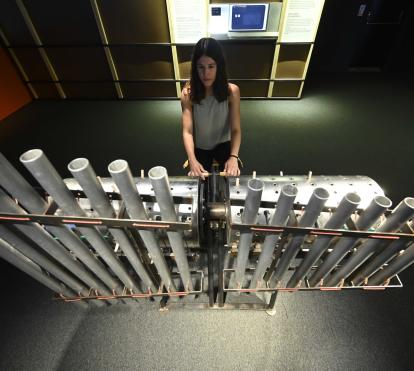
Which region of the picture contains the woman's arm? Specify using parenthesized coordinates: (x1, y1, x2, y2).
(181, 87, 207, 179)
(224, 83, 241, 176)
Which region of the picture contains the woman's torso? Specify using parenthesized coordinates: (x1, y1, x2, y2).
(193, 95, 230, 150)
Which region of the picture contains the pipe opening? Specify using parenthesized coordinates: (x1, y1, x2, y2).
(404, 197, 414, 209)
(374, 196, 392, 209)
(20, 149, 43, 163)
(108, 160, 128, 174)
(247, 178, 264, 192)
(345, 192, 361, 205)
(281, 184, 298, 198)
(314, 187, 329, 200)
(148, 166, 167, 180)
(68, 158, 89, 172)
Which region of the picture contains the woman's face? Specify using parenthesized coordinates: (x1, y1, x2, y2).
(196, 55, 217, 88)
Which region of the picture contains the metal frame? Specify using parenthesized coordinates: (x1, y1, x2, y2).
(222, 268, 403, 292)
(55, 271, 204, 303)
(0, 212, 191, 231)
(231, 222, 414, 242)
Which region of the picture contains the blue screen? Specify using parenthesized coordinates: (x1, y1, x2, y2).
(231, 5, 266, 30)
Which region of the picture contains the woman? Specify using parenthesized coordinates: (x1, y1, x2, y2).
(181, 37, 241, 179)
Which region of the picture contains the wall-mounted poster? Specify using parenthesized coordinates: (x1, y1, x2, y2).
(281, 0, 325, 43)
(171, 0, 208, 43)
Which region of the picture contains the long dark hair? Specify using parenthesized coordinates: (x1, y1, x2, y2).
(189, 38, 229, 104)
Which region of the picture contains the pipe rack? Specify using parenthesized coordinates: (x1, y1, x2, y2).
(1, 149, 414, 312)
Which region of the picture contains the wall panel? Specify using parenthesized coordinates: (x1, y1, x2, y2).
(0, 47, 32, 120)
(99, 0, 170, 43)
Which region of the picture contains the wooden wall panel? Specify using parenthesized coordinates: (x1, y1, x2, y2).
(99, 0, 170, 43)
(62, 83, 117, 99)
(222, 42, 274, 79)
(111, 46, 174, 79)
(272, 80, 301, 98)
(177, 46, 193, 80)
(0, 1, 33, 45)
(275, 44, 311, 79)
(121, 82, 177, 98)
(29, 83, 60, 98)
(11, 48, 51, 81)
(233, 81, 269, 97)
(23, 0, 102, 45)
(46, 47, 113, 81)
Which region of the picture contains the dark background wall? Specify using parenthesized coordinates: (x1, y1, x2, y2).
(309, 0, 414, 77)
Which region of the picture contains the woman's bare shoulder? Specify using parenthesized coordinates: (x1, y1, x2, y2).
(228, 83, 240, 100)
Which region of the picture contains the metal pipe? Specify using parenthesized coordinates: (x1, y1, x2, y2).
(308, 195, 392, 287)
(351, 239, 408, 285)
(287, 192, 361, 288)
(263, 235, 288, 282)
(0, 224, 99, 306)
(108, 160, 176, 292)
(147, 166, 193, 291)
(0, 238, 88, 309)
(0, 152, 123, 302)
(325, 197, 414, 287)
(234, 178, 264, 288)
(352, 219, 414, 285)
(0, 189, 106, 306)
(368, 242, 414, 285)
(352, 218, 414, 283)
(68, 158, 158, 293)
(20, 149, 140, 292)
(269, 187, 330, 287)
(0, 152, 48, 212)
(42, 227, 122, 303)
(249, 184, 297, 289)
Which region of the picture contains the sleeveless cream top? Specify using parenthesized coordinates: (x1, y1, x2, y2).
(193, 95, 230, 150)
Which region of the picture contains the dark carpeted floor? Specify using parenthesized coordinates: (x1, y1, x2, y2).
(0, 73, 413, 370)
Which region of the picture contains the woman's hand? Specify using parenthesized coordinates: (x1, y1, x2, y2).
(188, 158, 208, 180)
(224, 156, 240, 176)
